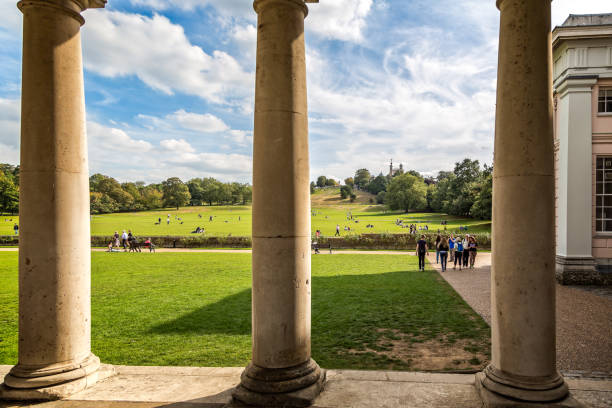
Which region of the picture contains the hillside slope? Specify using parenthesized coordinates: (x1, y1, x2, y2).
(310, 187, 376, 207)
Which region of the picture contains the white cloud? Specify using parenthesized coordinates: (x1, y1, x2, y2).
(0, 143, 19, 164)
(130, 0, 372, 43)
(81, 10, 252, 106)
(0, 1, 21, 34)
(130, 0, 253, 18)
(168, 110, 229, 133)
(86, 121, 252, 182)
(307, 28, 497, 179)
(0, 98, 20, 147)
(88, 121, 153, 152)
(0, 98, 20, 165)
(160, 138, 196, 153)
(308, 0, 373, 42)
(552, 0, 612, 28)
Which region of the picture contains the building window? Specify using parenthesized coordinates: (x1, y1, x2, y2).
(595, 157, 612, 232)
(598, 89, 612, 113)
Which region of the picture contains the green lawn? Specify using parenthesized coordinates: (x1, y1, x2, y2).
(0, 252, 490, 371)
(1, 205, 490, 238)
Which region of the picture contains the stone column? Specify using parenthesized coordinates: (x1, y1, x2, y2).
(476, 1, 579, 406)
(0, 0, 107, 401)
(232, 0, 324, 406)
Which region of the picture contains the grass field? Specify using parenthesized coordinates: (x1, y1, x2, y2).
(0, 188, 491, 237)
(0, 252, 490, 371)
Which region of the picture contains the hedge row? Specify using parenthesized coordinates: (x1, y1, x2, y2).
(1, 233, 491, 250)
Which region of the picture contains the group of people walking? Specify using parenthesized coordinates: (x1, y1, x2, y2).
(108, 230, 155, 252)
(435, 234, 477, 272)
(416, 234, 478, 272)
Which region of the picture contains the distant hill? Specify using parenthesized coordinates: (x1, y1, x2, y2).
(310, 187, 377, 207)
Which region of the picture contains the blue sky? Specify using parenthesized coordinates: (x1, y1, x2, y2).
(0, 0, 610, 183)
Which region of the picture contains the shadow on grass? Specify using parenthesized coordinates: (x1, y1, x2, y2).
(150, 288, 252, 335)
(148, 270, 488, 347)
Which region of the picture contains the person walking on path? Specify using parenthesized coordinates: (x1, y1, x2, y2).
(468, 236, 478, 268)
(13, 223, 18, 235)
(416, 235, 428, 271)
(438, 236, 449, 272)
(121, 230, 128, 251)
(435, 234, 441, 264)
(113, 231, 120, 248)
(449, 234, 455, 262)
(454, 237, 463, 270)
(335, 224, 340, 236)
(462, 235, 470, 268)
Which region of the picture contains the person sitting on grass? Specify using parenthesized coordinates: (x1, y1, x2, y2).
(192, 226, 204, 234)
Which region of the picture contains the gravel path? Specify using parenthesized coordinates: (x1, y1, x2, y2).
(427, 253, 612, 374)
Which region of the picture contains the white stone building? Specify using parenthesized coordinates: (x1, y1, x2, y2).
(553, 14, 612, 285)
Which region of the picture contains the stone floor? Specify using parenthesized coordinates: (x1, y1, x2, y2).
(427, 252, 612, 374)
(1, 365, 611, 408)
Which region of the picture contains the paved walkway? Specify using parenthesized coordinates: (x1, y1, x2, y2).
(1, 365, 610, 408)
(427, 253, 612, 374)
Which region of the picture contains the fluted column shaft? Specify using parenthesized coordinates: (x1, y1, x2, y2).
(233, 0, 324, 406)
(1, 0, 105, 400)
(476, 1, 579, 406)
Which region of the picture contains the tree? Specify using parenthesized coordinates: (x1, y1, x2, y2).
(340, 185, 352, 199)
(201, 178, 222, 205)
(470, 171, 492, 219)
(354, 169, 371, 190)
(386, 173, 427, 213)
(0, 172, 19, 214)
(239, 184, 253, 204)
(344, 177, 354, 188)
(366, 173, 387, 195)
(349, 193, 357, 202)
(141, 187, 163, 210)
(325, 178, 337, 186)
(90, 191, 118, 214)
(310, 181, 315, 194)
(161, 177, 191, 210)
(376, 191, 386, 204)
(187, 178, 205, 206)
(316, 175, 327, 188)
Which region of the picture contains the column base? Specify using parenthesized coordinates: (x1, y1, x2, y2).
(476, 366, 583, 407)
(0, 354, 111, 401)
(232, 359, 325, 407)
(555, 256, 599, 285)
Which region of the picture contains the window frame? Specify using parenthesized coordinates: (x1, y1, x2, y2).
(597, 88, 612, 114)
(595, 156, 612, 234)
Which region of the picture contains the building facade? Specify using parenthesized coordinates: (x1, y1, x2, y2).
(553, 14, 612, 285)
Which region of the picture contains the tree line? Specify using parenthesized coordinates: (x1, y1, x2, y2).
(312, 158, 492, 219)
(0, 163, 253, 215)
(89, 174, 252, 213)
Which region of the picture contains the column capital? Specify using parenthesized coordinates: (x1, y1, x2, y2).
(497, 0, 552, 11)
(253, 0, 316, 18)
(17, 0, 106, 25)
